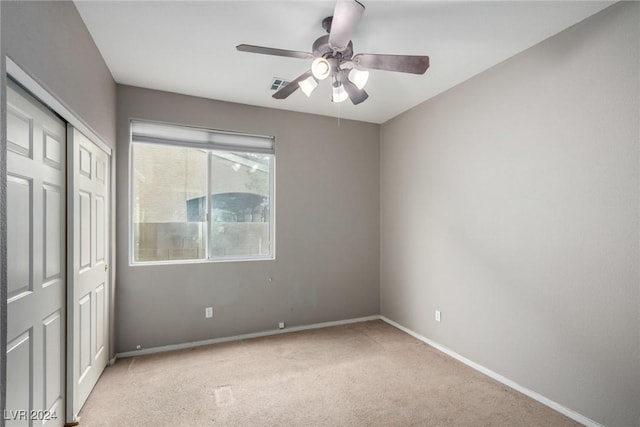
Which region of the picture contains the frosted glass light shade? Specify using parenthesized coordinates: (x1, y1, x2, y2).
(332, 84, 348, 103)
(298, 76, 318, 97)
(311, 57, 331, 80)
(348, 68, 369, 90)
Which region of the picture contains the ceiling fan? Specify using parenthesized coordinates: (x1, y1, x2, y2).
(236, 0, 430, 105)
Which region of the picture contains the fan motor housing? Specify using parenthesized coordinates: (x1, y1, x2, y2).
(312, 34, 354, 60)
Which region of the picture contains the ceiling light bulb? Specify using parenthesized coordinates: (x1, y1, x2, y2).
(312, 57, 331, 80)
(298, 75, 318, 97)
(332, 84, 348, 103)
(348, 68, 369, 90)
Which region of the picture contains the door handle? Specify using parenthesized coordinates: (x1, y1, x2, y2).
(104, 264, 108, 272)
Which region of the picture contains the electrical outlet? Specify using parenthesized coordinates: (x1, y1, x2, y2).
(205, 307, 213, 318)
(435, 310, 441, 322)
(278, 321, 285, 329)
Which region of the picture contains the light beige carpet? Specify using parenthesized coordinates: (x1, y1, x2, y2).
(78, 320, 580, 426)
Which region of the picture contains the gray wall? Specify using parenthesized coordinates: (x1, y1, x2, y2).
(380, 3, 639, 426)
(1, 1, 116, 147)
(116, 85, 380, 352)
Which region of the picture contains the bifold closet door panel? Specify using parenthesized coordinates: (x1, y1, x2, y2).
(6, 79, 66, 427)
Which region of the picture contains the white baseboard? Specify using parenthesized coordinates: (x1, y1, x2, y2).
(115, 315, 380, 359)
(379, 316, 604, 427)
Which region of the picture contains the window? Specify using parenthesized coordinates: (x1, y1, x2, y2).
(130, 120, 274, 263)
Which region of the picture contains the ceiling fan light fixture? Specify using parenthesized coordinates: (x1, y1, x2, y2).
(332, 84, 348, 103)
(298, 75, 318, 97)
(312, 57, 331, 80)
(348, 68, 369, 90)
(238, 0, 430, 106)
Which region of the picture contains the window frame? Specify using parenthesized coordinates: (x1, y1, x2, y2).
(128, 119, 276, 266)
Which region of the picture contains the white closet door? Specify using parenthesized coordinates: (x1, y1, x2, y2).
(67, 127, 110, 421)
(6, 80, 66, 427)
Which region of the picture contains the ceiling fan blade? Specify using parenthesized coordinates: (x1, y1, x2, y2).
(343, 80, 369, 105)
(236, 44, 314, 60)
(272, 70, 313, 100)
(353, 54, 430, 74)
(328, 0, 365, 50)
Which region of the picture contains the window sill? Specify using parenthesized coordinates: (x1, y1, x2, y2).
(129, 255, 275, 267)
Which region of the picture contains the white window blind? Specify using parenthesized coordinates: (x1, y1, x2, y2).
(131, 120, 275, 154)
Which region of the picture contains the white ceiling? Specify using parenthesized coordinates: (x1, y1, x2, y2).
(74, 1, 613, 124)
